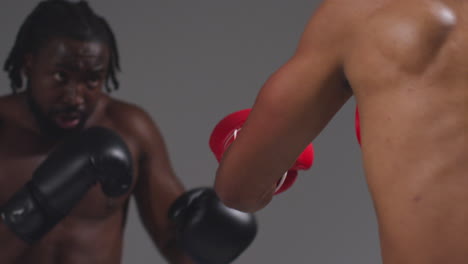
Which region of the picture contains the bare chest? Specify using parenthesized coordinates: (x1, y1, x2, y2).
(0, 126, 138, 221)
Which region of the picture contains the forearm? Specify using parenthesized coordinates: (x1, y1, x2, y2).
(214, 169, 276, 213)
(0, 217, 28, 246)
(144, 220, 195, 264)
(213, 118, 293, 212)
(0, 212, 30, 262)
(157, 237, 195, 264)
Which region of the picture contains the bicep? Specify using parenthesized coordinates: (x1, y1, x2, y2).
(132, 118, 185, 247)
(134, 145, 183, 230)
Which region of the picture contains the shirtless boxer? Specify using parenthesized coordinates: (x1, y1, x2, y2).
(0, 1, 257, 263)
(213, 0, 468, 263)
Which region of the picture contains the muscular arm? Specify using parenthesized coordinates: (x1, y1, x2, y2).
(130, 109, 193, 264)
(214, 0, 354, 212)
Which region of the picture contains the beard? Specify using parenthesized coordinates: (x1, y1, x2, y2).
(26, 90, 89, 139)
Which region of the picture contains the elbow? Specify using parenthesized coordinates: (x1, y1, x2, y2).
(217, 192, 258, 213)
(217, 192, 266, 213)
(214, 180, 273, 213)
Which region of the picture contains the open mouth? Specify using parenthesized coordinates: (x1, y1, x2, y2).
(54, 112, 83, 129)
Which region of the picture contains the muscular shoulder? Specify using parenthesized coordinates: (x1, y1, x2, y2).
(354, 0, 456, 72)
(0, 93, 28, 128)
(104, 98, 162, 152)
(294, 0, 386, 60)
(370, 0, 456, 28)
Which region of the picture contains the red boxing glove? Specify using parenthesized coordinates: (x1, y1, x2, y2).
(209, 109, 251, 163)
(274, 143, 314, 195)
(355, 107, 361, 145)
(209, 109, 314, 195)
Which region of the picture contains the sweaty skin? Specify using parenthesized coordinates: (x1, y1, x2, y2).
(0, 38, 193, 264)
(214, 0, 468, 263)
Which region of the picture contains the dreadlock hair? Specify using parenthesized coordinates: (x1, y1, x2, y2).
(3, 0, 120, 93)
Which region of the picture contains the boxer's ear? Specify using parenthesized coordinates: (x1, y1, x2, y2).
(22, 53, 33, 77)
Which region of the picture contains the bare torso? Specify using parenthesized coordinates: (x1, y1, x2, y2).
(0, 93, 141, 264)
(347, 0, 468, 262)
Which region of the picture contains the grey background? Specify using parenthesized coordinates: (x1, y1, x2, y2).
(0, 1, 381, 263)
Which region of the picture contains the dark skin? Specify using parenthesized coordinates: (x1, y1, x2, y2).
(0, 37, 193, 264)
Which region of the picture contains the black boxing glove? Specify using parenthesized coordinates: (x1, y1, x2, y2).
(0, 126, 133, 243)
(168, 187, 257, 264)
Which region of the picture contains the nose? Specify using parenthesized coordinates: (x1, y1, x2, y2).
(62, 82, 85, 106)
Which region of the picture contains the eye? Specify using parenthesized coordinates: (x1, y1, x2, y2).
(87, 75, 102, 89)
(53, 71, 68, 83)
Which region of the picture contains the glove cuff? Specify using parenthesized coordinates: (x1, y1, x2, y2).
(209, 109, 251, 162)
